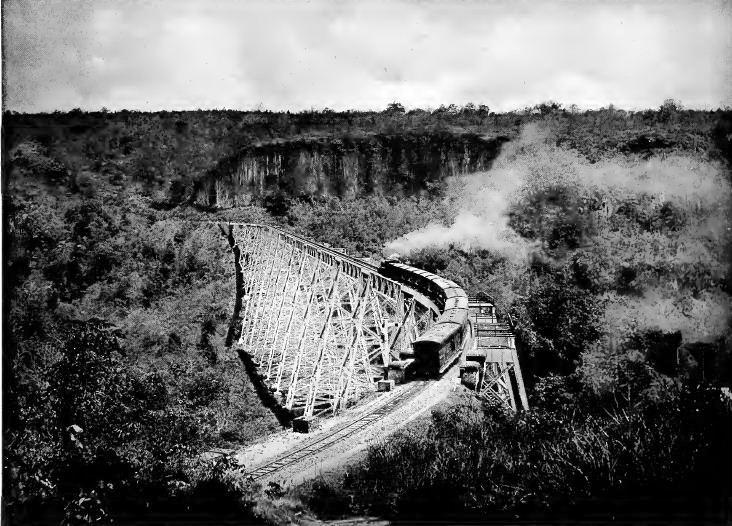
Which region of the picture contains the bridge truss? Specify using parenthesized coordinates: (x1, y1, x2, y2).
(460, 304, 529, 412)
(233, 224, 436, 418)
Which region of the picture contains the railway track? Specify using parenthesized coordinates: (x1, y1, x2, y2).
(182, 219, 441, 315)
(246, 381, 429, 480)
(182, 219, 382, 272)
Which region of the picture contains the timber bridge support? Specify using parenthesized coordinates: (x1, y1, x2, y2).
(226, 223, 527, 429)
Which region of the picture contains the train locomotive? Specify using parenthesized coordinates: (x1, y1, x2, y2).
(379, 260, 471, 378)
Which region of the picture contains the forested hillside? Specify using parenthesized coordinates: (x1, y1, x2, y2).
(3, 103, 732, 523)
(5, 101, 731, 207)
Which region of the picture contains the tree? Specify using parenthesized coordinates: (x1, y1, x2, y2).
(48, 320, 133, 441)
(659, 99, 682, 122)
(523, 273, 604, 375)
(385, 102, 406, 115)
(4, 318, 206, 522)
(535, 101, 563, 116)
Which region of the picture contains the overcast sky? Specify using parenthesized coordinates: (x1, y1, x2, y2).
(2, 0, 731, 113)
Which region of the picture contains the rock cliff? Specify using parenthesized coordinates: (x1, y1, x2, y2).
(194, 131, 509, 207)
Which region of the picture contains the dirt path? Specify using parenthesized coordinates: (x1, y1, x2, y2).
(235, 367, 461, 487)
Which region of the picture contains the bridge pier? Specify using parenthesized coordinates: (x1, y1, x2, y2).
(386, 359, 415, 384)
(292, 416, 314, 434)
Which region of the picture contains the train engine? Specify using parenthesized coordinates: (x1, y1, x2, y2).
(380, 261, 472, 378)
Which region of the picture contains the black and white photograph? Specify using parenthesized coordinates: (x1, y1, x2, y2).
(2, 0, 731, 524)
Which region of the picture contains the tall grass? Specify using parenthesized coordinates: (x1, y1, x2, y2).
(303, 376, 730, 520)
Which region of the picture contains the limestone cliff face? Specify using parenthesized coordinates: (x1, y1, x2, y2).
(195, 131, 509, 207)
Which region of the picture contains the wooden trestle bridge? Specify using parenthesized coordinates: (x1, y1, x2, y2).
(227, 223, 527, 428)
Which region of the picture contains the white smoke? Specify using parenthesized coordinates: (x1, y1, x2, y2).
(383, 123, 547, 261)
(384, 122, 731, 262)
(384, 211, 533, 261)
(603, 289, 732, 343)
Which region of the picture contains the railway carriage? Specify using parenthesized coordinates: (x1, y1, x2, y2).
(412, 323, 462, 376)
(380, 260, 472, 376)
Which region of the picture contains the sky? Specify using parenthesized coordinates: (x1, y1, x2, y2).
(2, 0, 731, 113)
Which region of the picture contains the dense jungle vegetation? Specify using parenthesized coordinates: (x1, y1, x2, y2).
(3, 101, 732, 524)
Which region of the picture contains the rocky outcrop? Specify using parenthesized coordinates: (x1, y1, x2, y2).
(195, 131, 509, 207)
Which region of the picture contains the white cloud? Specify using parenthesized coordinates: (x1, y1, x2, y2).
(3, 0, 730, 112)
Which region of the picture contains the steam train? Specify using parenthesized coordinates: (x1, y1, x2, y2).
(379, 260, 472, 377)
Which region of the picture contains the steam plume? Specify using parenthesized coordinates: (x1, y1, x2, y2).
(383, 123, 547, 261)
(385, 123, 731, 261)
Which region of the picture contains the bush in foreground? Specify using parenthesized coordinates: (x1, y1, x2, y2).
(301, 373, 730, 521)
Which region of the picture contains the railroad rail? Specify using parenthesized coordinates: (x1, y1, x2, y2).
(246, 381, 429, 480)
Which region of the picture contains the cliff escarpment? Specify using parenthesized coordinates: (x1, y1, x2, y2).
(194, 131, 509, 207)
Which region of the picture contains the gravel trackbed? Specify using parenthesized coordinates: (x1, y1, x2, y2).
(236, 367, 461, 486)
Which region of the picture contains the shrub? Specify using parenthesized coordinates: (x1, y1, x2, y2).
(3, 320, 210, 523)
(181, 454, 257, 515)
(300, 477, 353, 519)
(339, 380, 731, 520)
